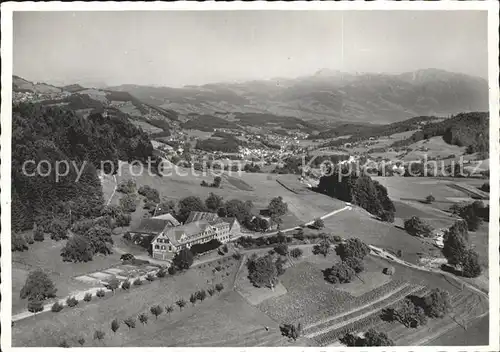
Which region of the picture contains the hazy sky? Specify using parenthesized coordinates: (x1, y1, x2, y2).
(13, 10, 488, 87)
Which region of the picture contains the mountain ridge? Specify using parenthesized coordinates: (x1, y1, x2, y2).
(106, 68, 488, 124)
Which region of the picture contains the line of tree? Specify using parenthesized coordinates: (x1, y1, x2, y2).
(382, 288, 452, 329)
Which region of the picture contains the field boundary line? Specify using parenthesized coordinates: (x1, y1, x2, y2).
(305, 284, 424, 339)
(304, 282, 410, 332)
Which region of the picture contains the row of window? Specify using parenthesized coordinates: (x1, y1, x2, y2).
(154, 244, 173, 251)
(154, 232, 231, 252)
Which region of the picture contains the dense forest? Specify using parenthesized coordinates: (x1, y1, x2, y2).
(12, 102, 155, 232)
(391, 112, 489, 154)
(314, 116, 439, 141)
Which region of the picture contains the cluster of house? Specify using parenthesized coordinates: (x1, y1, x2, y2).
(129, 211, 241, 261)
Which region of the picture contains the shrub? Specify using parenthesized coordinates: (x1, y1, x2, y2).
(312, 218, 325, 230)
(96, 289, 106, 298)
(279, 322, 302, 341)
(27, 299, 44, 313)
(150, 305, 164, 319)
(48, 218, 69, 241)
(247, 255, 279, 289)
(274, 243, 289, 256)
(61, 234, 94, 263)
(105, 277, 121, 294)
(146, 273, 155, 282)
(124, 317, 136, 329)
(138, 185, 160, 203)
(138, 312, 149, 324)
(12, 233, 29, 252)
(111, 318, 120, 333)
(395, 299, 427, 328)
(423, 288, 452, 318)
(190, 293, 198, 306)
(215, 283, 224, 293)
(172, 248, 194, 270)
(24, 233, 34, 245)
(362, 329, 394, 346)
(335, 238, 370, 260)
(168, 266, 177, 275)
(77, 338, 85, 346)
(461, 249, 482, 278)
(83, 292, 93, 301)
(120, 253, 135, 261)
(66, 296, 78, 307)
(133, 278, 142, 286)
(176, 298, 187, 310)
(383, 267, 395, 275)
(290, 248, 303, 259)
(33, 227, 45, 242)
(379, 210, 395, 223)
(404, 216, 433, 237)
(332, 235, 343, 243)
(312, 240, 330, 257)
(117, 179, 136, 194)
(156, 268, 167, 278)
(121, 280, 131, 290)
(51, 301, 64, 312)
(324, 262, 356, 284)
(425, 194, 436, 204)
(20, 268, 57, 301)
(343, 256, 364, 273)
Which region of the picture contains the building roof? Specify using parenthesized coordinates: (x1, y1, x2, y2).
(160, 220, 213, 246)
(186, 211, 219, 224)
(131, 218, 173, 234)
(152, 213, 180, 226)
(220, 217, 238, 228)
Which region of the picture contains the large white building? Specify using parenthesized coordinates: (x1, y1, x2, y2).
(150, 211, 241, 261)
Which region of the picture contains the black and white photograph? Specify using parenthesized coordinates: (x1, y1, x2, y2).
(1, 2, 499, 350)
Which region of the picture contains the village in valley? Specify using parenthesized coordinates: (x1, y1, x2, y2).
(7, 7, 496, 349)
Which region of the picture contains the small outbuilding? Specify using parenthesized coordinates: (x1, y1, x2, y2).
(383, 266, 395, 275)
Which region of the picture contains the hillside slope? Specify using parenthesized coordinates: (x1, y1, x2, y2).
(108, 69, 488, 124)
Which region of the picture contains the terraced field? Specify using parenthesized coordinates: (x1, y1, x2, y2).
(258, 261, 414, 326)
(378, 290, 488, 346)
(305, 285, 428, 346)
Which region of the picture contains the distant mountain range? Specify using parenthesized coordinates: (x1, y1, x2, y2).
(13, 68, 489, 130)
(106, 68, 489, 124)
